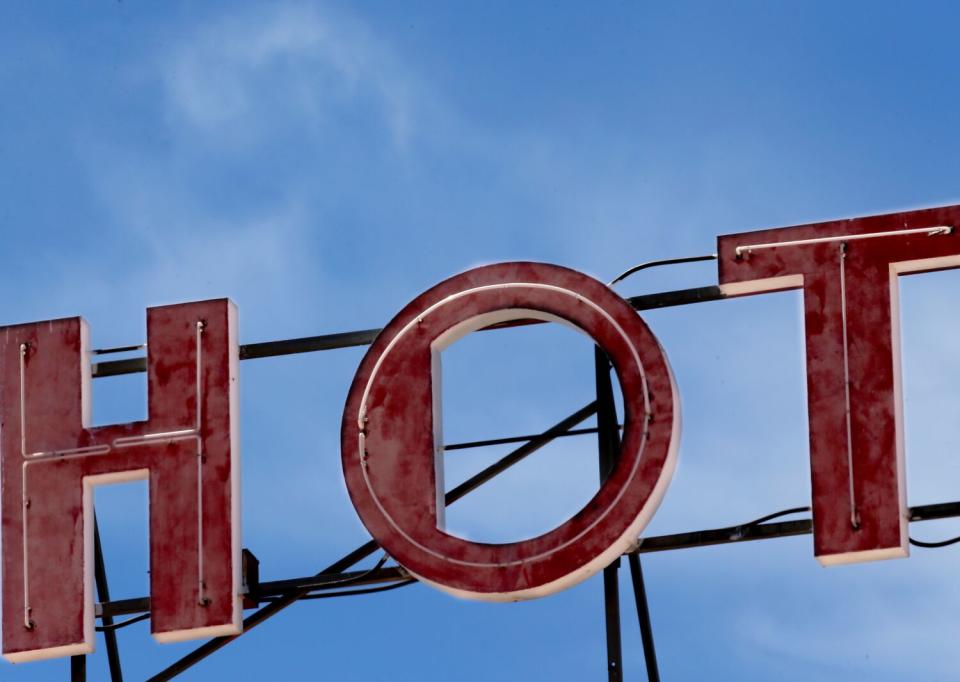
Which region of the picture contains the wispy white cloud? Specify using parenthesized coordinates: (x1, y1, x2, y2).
(161, 3, 427, 150)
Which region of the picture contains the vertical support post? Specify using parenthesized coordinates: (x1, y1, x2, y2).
(70, 654, 86, 682)
(602, 559, 623, 681)
(94, 516, 124, 682)
(595, 348, 623, 682)
(627, 554, 661, 682)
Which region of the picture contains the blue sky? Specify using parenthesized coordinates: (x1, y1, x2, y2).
(3, 1, 960, 679)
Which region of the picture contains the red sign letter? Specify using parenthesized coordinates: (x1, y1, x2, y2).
(342, 262, 679, 600)
(0, 300, 241, 662)
(718, 205, 960, 564)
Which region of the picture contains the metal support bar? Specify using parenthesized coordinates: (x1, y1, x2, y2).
(70, 655, 86, 682)
(632, 518, 811, 554)
(97, 502, 960, 620)
(596, 347, 624, 681)
(239, 329, 381, 360)
(99, 566, 410, 619)
(241, 550, 260, 609)
(626, 285, 723, 312)
(444, 426, 609, 452)
(146, 403, 600, 680)
(603, 560, 623, 682)
(445, 402, 598, 505)
(628, 554, 660, 682)
(94, 517, 123, 682)
(97, 496, 960, 617)
(90, 286, 727, 379)
(77, 277, 960, 681)
(144, 538, 379, 682)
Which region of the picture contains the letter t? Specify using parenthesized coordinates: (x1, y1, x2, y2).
(718, 206, 960, 565)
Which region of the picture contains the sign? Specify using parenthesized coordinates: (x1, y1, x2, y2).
(0, 300, 241, 663)
(718, 204, 960, 563)
(340, 262, 679, 600)
(2, 204, 959, 664)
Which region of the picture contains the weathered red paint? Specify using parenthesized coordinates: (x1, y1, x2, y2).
(0, 300, 241, 663)
(718, 205, 960, 564)
(341, 262, 679, 600)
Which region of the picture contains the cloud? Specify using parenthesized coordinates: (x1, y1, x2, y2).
(160, 3, 426, 150)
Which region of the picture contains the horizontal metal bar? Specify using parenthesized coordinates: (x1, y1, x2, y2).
(633, 500, 960, 554)
(90, 286, 727, 379)
(97, 597, 149, 619)
(99, 499, 960, 620)
(98, 567, 410, 619)
(908, 501, 960, 522)
(444, 426, 613, 451)
(104, 404, 601, 622)
(444, 402, 599, 504)
(92, 357, 148, 378)
(238, 328, 381, 360)
(91, 344, 146, 356)
(144, 403, 600, 681)
(633, 519, 812, 553)
(90, 329, 381, 378)
(626, 285, 724, 311)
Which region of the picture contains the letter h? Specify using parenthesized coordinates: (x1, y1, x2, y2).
(0, 300, 241, 662)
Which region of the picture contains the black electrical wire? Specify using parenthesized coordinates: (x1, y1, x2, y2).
(739, 506, 810, 528)
(608, 254, 718, 287)
(299, 577, 416, 600)
(283, 508, 816, 604)
(261, 577, 417, 602)
(245, 553, 393, 602)
(305, 553, 390, 589)
(698, 506, 811, 538)
(96, 612, 151, 632)
(725, 507, 960, 549)
(909, 535, 960, 548)
(95, 558, 397, 630)
(267, 506, 807, 602)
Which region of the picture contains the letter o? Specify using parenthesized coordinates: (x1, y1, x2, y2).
(341, 262, 679, 600)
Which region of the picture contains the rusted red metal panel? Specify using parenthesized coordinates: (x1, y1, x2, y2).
(0, 300, 241, 662)
(717, 205, 960, 564)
